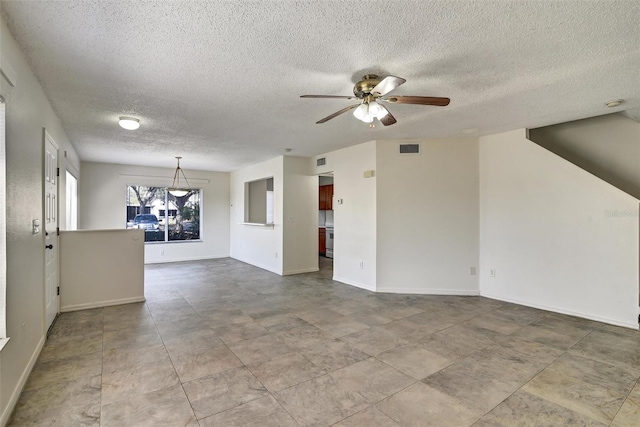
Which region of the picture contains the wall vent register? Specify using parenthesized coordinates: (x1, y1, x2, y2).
(317, 157, 326, 166)
(399, 143, 420, 154)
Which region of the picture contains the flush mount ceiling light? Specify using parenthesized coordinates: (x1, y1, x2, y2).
(605, 99, 624, 108)
(118, 116, 140, 130)
(168, 157, 192, 197)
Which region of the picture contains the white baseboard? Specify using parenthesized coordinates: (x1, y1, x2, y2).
(0, 335, 45, 426)
(377, 287, 480, 296)
(61, 296, 146, 313)
(283, 267, 319, 276)
(144, 254, 230, 264)
(480, 291, 640, 330)
(332, 276, 376, 292)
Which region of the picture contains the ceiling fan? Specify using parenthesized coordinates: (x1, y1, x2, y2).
(301, 74, 450, 126)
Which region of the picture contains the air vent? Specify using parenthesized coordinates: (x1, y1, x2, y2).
(317, 157, 326, 166)
(399, 143, 420, 155)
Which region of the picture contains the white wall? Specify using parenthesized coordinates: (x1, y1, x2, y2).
(0, 14, 81, 424)
(60, 229, 145, 312)
(230, 156, 284, 274)
(79, 161, 230, 264)
(315, 142, 377, 291)
(479, 129, 639, 328)
(529, 113, 640, 199)
(376, 138, 479, 295)
(282, 156, 318, 275)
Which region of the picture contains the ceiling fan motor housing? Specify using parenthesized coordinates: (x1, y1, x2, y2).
(353, 74, 381, 98)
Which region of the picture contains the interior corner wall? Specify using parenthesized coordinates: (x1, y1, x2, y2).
(230, 156, 284, 275)
(315, 141, 377, 291)
(282, 156, 318, 275)
(375, 138, 480, 295)
(79, 161, 230, 264)
(479, 129, 640, 328)
(0, 14, 81, 424)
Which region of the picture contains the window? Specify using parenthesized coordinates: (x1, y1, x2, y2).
(125, 185, 201, 242)
(245, 177, 274, 224)
(65, 171, 78, 230)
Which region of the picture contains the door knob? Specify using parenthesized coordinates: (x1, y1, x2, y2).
(45, 244, 53, 249)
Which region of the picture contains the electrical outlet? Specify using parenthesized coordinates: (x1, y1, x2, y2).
(160, 250, 165, 256)
(359, 261, 364, 269)
(275, 252, 278, 258)
(490, 268, 496, 277)
(470, 267, 477, 276)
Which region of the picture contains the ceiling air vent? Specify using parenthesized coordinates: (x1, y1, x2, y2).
(317, 157, 326, 166)
(399, 143, 420, 155)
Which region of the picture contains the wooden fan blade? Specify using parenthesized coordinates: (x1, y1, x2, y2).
(301, 95, 357, 99)
(371, 75, 406, 96)
(384, 96, 450, 106)
(316, 104, 359, 124)
(379, 106, 397, 126)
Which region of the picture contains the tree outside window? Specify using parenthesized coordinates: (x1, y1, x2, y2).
(126, 186, 201, 242)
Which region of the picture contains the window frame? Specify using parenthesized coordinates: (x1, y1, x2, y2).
(244, 176, 274, 225)
(125, 185, 203, 243)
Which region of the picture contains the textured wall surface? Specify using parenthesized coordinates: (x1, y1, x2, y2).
(376, 137, 480, 295)
(480, 129, 639, 328)
(79, 161, 231, 264)
(0, 15, 80, 424)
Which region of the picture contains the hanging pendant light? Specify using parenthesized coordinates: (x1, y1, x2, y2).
(168, 157, 191, 197)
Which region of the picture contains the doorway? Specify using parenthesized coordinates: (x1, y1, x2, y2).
(44, 131, 59, 332)
(318, 174, 334, 274)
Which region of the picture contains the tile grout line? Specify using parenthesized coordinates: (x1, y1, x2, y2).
(509, 329, 603, 425)
(608, 376, 639, 426)
(164, 290, 286, 424)
(148, 298, 200, 424)
(23, 260, 639, 427)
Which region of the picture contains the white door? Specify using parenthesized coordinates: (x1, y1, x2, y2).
(44, 132, 59, 332)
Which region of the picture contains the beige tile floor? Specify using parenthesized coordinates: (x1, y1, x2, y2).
(9, 257, 640, 426)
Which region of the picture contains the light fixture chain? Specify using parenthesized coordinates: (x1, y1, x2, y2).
(180, 168, 192, 189)
(170, 156, 191, 192)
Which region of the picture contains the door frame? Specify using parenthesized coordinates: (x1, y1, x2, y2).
(43, 129, 59, 333)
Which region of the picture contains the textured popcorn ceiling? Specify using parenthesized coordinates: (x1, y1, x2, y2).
(2, 1, 639, 171)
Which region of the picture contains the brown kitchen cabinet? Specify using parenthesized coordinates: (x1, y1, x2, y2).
(319, 228, 326, 255)
(319, 184, 334, 210)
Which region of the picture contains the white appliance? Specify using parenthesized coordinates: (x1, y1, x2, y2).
(325, 227, 334, 258)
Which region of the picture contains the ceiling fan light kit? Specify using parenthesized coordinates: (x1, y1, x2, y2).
(168, 156, 192, 197)
(301, 74, 450, 126)
(353, 99, 388, 123)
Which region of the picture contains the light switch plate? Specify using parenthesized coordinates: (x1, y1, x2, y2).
(32, 219, 40, 234)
